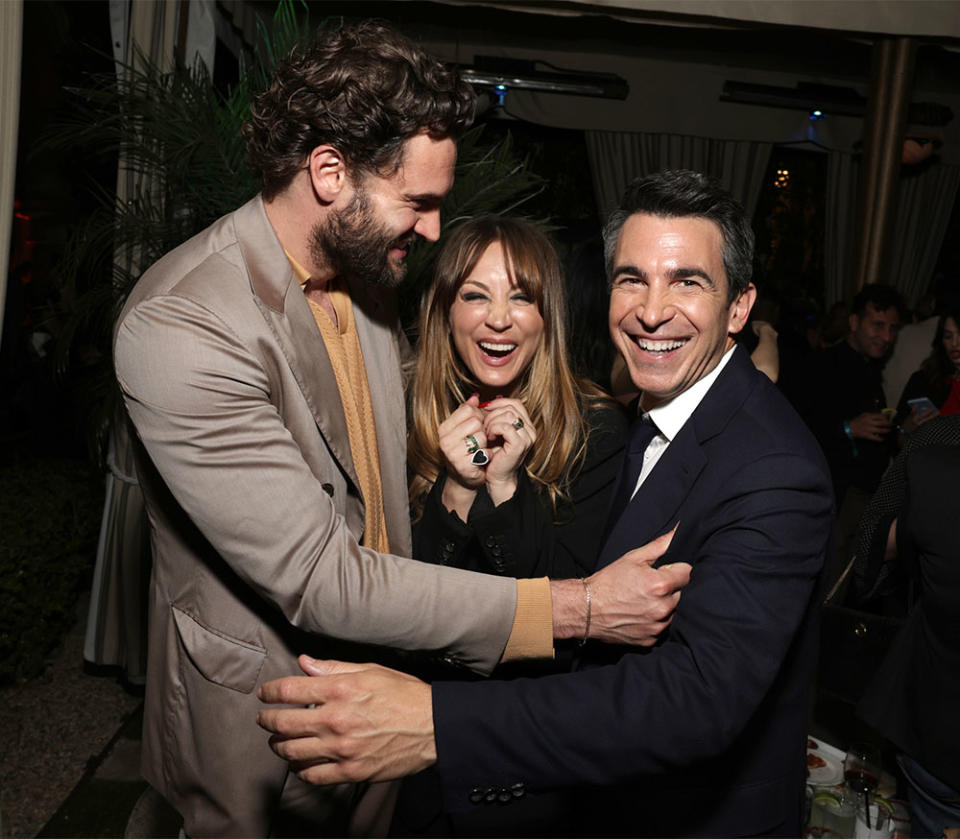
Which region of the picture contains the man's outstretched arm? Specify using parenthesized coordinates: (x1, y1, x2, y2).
(257, 529, 690, 784)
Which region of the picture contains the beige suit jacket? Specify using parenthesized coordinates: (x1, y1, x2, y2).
(114, 196, 517, 836)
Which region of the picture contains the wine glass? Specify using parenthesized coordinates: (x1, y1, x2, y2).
(843, 742, 881, 828)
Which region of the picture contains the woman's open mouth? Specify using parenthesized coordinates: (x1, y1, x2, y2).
(478, 341, 517, 363)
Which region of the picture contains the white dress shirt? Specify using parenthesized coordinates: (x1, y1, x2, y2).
(630, 344, 737, 500)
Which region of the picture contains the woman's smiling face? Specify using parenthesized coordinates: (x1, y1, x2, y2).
(448, 240, 545, 399)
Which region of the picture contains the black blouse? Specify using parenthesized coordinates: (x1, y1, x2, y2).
(412, 402, 628, 580)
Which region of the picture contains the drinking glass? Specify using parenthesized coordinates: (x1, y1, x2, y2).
(844, 743, 882, 828)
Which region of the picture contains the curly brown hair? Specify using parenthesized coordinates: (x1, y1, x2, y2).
(243, 20, 476, 199)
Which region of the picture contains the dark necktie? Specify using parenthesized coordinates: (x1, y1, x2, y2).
(605, 415, 659, 530)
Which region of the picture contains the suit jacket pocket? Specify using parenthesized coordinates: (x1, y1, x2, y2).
(172, 605, 267, 693)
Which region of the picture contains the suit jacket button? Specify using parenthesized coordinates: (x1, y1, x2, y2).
(497, 788, 512, 803)
(484, 787, 497, 803)
(484, 535, 496, 548)
(511, 782, 526, 799)
(469, 787, 484, 804)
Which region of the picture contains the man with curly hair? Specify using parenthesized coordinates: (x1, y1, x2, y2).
(114, 20, 688, 837)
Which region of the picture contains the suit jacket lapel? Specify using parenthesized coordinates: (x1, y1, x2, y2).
(233, 196, 359, 489)
(599, 429, 705, 569)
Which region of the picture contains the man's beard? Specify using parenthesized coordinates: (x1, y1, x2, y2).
(310, 184, 410, 289)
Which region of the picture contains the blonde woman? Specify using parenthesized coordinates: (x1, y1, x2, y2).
(407, 215, 627, 581)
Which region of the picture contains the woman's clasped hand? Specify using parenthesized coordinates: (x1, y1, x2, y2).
(437, 393, 537, 508)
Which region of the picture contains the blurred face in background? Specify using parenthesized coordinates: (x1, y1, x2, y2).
(848, 302, 900, 360)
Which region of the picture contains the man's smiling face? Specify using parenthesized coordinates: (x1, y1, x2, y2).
(608, 212, 755, 411)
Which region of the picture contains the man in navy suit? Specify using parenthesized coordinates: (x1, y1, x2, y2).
(258, 170, 834, 836)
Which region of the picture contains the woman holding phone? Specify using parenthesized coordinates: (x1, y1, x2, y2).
(898, 304, 960, 430)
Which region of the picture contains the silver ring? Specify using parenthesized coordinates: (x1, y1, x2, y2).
(511, 417, 524, 431)
(465, 434, 479, 454)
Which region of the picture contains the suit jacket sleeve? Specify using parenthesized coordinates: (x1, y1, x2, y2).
(431, 446, 830, 806)
(114, 292, 517, 673)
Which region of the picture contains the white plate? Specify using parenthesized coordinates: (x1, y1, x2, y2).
(807, 736, 844, 787)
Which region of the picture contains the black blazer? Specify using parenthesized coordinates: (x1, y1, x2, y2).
(432, 347, 834, 837)
(858, 444, 960, 793)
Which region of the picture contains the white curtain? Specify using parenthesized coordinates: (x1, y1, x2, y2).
(824, 151, 860, 307)
(824, 152, 960, 308)
(0, 0, 23, 345)
(85, 0, 215, 682)
(585, 130, 773, 222)
(888, 162, 960, 308)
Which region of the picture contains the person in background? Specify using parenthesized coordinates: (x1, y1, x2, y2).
(741, 295, 781, 383)
(852, 415, 960, 612)
(803, 283, 903, 595)
(857, 442, 960, 838)
(883, 286, 941, 409)
(897, 303, 960, 426)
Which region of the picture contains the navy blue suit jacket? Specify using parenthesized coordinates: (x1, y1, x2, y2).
(432, 347, 833, 836)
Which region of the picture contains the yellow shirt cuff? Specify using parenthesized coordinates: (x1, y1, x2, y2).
(501, 577, 553, 662)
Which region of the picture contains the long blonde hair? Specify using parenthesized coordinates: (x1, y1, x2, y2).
(408, 216, 607, 519)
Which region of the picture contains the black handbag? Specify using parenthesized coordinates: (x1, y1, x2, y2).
(817, 556, 905, 705)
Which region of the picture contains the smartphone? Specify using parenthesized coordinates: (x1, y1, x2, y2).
(907, 396, 938, 415)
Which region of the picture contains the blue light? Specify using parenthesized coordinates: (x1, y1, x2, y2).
(496, 84, 507, 91)
(809, 108, 825, 121)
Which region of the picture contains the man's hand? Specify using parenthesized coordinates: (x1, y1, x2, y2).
(551, 527, 691, 645)
(848, 411, 894, 441)
(257, 656, 436, 785)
